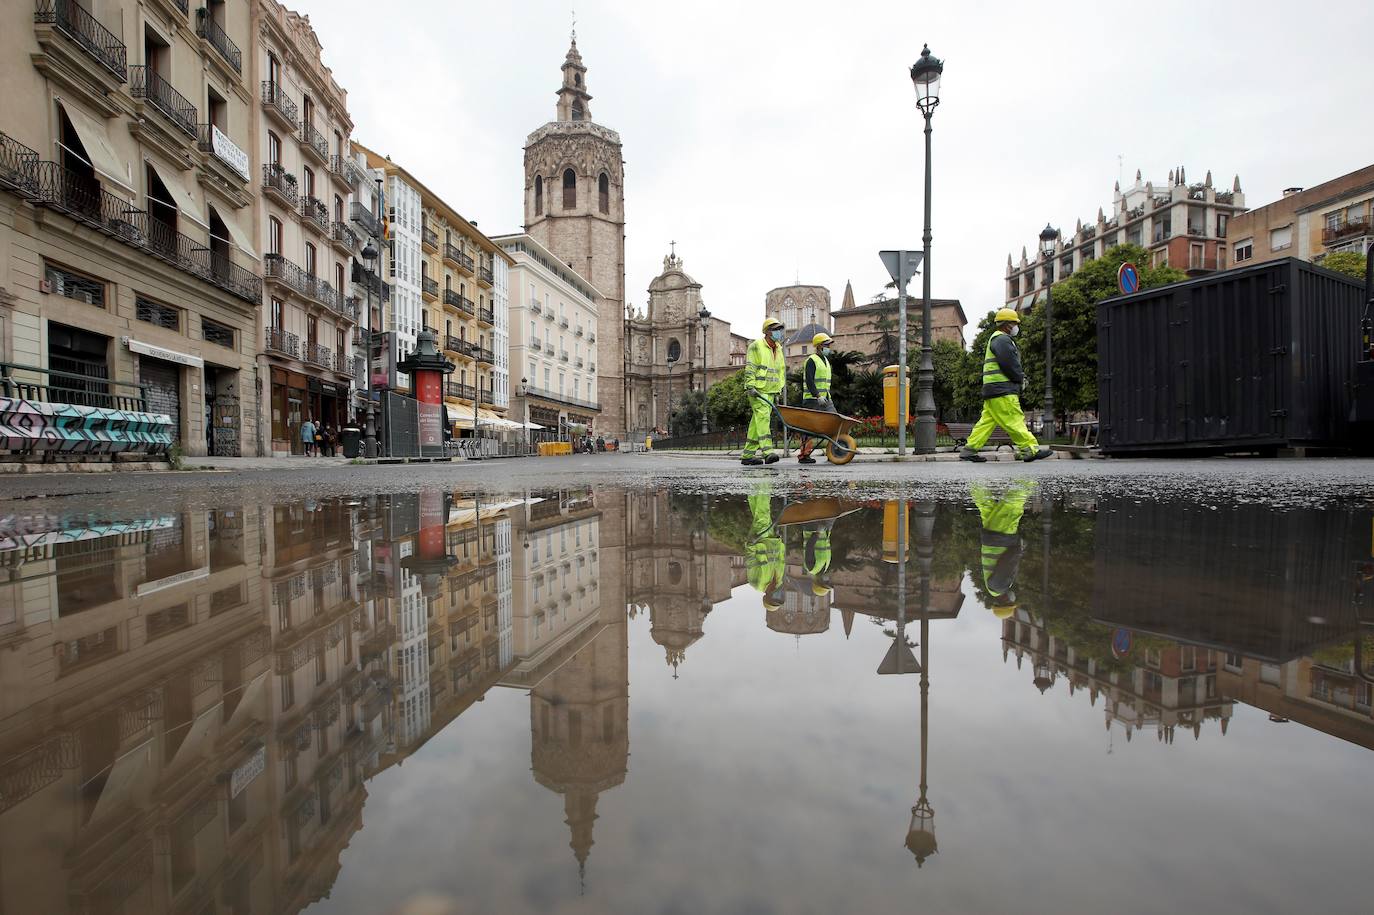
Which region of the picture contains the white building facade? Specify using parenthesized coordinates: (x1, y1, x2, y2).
(495, 234, 601, 438)
(385, 174, 421, 389)
(492, 254, 511, 410)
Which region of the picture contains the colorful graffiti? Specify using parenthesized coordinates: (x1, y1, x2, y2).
(0, 397, 174, 455)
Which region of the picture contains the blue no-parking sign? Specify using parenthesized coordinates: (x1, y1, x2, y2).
(1117, 262, 1140, 295)
(1111, 628, 1133, 658)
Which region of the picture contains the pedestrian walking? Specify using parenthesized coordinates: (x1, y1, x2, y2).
(300, 417, 316, 456)
(960, 309, 1053, 463)
(971, 482, 1031, 618)
(742, 318, 786, 466)
(797, 332, 836, 465)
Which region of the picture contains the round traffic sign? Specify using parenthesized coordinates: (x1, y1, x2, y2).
(1117, 262, 1140, 295)
(1111, 628, 1133, 658)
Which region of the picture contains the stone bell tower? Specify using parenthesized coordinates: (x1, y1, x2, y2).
(524, 35, 628, 436)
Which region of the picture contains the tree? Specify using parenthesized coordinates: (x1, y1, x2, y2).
(858, 304, 903, 367)
(1320, 250, 1368, 281)
(930, 338, 973, 421)
(706, 370, 751, 430)
(1014, 244, 1186, 417)
(669, 388, 706, 435)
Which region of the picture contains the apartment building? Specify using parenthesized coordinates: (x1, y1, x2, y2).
(356, 145, 511, 428)
(1005, 167, 1247, 312)
(253, 0, 360, 454)
(495, 233, 600, 437)
(0, 0, 264, 457)
(1224, 163, 1374, 269)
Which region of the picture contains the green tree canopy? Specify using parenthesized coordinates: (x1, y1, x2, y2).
(1010, 244, 1186, 415)
(706, 370, 751, 430)
(1319, 250, 1368, 281)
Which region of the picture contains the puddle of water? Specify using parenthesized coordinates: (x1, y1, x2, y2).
(0, 484, 1371, 914)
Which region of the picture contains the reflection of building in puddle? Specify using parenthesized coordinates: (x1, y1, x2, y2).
(1002, 613, 1233, 743)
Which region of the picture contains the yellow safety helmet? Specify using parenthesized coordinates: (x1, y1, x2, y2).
(811, 582, 833, 598)
(994, 308, 1021, 325)
(762, 317, 785, 333)
(764, 593, 785, 611)
(812, 332, 834, 348)
(992, 604, 1017, 620)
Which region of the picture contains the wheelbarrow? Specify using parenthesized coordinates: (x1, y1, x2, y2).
(750, 390, 861, 465)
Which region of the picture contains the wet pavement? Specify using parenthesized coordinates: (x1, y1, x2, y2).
(1, 471, 1373, 914)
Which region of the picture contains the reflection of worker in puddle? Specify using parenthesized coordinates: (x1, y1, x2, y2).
(972, 483, 1032, 618)
(747, 485, 787, 611)
(803, 523, 833, 599)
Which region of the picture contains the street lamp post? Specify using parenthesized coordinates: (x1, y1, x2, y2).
(1039, 223, 1058, 440)
(910, 44, 944, 454)
(698, 305, 711, 434)
(361, 235, 379, 459)
(519, 376, 530, 452)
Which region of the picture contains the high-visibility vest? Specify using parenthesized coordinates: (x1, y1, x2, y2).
(983, 331, 1012, 387)
(804, 529, 832, 576)
(806, 353, 832, 399)
(746, 337, 785, 394)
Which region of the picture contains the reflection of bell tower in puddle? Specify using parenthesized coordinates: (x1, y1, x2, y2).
(505, 489, 628, 886)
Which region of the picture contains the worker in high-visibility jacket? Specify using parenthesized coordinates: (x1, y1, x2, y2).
(746, 484, 786, 609)
(798, 332, 835, 464)
(803, 523, 833, 598)
(972, 482, 1031, 618)
(961, 308, 1053, 463)
(743, 318, 787, 465)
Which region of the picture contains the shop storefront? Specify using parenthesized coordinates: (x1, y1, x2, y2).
(270, 367, 309, 455)
(126, 338, 205, 450)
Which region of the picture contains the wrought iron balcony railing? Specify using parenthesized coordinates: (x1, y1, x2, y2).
(195, 7, 241, 73)
(444, 243, 474, 272)
(266, 326, 300, 359)
(300, 121, 328, 162)
(478, 265, 494, 285)
(0, 131, 40, 198)
(34, 0, 128, 82)
(131, 66, 197, 138)
(446, 381, 476, 400)
(421, 225, 438, 250)
(477, 348, 494, 364)
(300, 195, 328, 233)
(421, 275, 439, 298)
(330, 220, 359, 250)
(351, 200, 380, 238)
(197, 123, 248, 181)
(478, 307, 494, 324)
(262, 163, 298, 204)
(30, 159, 260, 302)
(306, 343, 334, 371)
(261, 80, 297, 126)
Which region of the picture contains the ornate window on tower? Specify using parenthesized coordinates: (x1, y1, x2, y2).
(563, 169, 576, 209)
(598, 173, 609, 214)
(535, 176, 543, 215)
(572, 100, 584, 121)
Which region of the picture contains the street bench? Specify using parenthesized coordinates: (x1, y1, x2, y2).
(944, 422, 1013, 451)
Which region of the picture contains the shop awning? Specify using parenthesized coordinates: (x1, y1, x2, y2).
(210, 203, 258, 260)
(147, 159, 208, 229)
(450, 407, 516, 430)
(59, 101, 132, 192)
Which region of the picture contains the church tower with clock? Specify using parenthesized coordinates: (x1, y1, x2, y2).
(523, 36, 628, 436)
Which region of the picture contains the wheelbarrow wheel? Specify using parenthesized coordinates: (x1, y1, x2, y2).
(826, 433, 857, 465)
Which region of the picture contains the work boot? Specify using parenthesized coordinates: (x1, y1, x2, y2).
(1022, 446, 1054, 463)
(741, 456, 764, 466)
(763, 453, 780, 464)
(959, 448, 987, 463)
(798, 455, 816, 464)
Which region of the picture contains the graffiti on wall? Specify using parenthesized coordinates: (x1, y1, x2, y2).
(0, 397, 174, 455)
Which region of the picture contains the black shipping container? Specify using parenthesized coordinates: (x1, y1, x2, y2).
(1097, 258, 1365, 454)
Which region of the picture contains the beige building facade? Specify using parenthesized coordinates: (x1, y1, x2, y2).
(830, 295, 967, 362)
(252, 0, 360, 454)
(1224, 163, 1374, 269)
(523, 39, 628, 437)
(1, 0, 265, 457)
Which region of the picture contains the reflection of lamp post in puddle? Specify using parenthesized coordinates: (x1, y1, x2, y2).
(878, 499, 940, 865)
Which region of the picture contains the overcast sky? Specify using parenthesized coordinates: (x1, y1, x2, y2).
(304, 0, 1374, 342)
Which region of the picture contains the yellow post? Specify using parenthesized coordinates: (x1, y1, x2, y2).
(883, 500, 908, 563)
(882, 365, 908, 429)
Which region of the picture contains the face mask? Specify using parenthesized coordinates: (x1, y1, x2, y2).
(819, 346, 831, 356)
(770, 330, 784, 342)
(1009, 325, 1020, 338)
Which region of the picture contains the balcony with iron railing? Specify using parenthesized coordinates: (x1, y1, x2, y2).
(262, 163, 297, 206)
(524, 384, 600, 413)
(305, 343, 334, 371)
(478, 264, 494, 286)
(444, 243, 474, 274)
(195, 7, 241, 73)
(559, 350, 569, 362)
(477, 306, 494, 325)
(444, 288, 474, 315)
(543, 341, 555, 355)
(574, 326, 584, 337)
(1187, 225, 1207, 237)
(330, 220, 358, 252)
(588, 332, 596, 343)
(421, 225, 438, 252)
(33, 0, 128, 84)
(575, 358, 584, 368)
(530, 300, 542, 314)
(265, 254, 345, 317)
(27, 158, 260, 303)
(543, 309, 554, 322)
(480, 389, 494, 405)
(1323, 216, 1371, 245)
(261, 80, 297, 128)
(299, 121, 328, 164)
(476, 348, 494, 364)
(444, 335, 470, 357)
(197, 123, 248, 183)
(0, 131, 40, 198)
(131, 66, 198, 139)
(558, 316, 569, 328)
(266, 326, 300, 359)
(421, 274, 439, 301)
(446, 381, 476, 401)
(351, 200, 380, 238)
(300, 195, 328, 234)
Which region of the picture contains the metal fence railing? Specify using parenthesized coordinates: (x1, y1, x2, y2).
(1, 360, 149, 412)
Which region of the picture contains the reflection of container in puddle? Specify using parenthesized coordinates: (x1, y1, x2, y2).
(883, 500, 907, 563)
